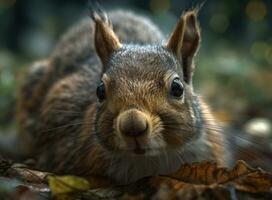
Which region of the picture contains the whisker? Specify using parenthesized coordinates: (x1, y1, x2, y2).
(40, 121, 93, 133)
(42, 109, 83, 114)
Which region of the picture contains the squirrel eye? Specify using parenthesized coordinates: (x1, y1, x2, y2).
(96, 81, 106, 101)
(170, 78, 184, 98)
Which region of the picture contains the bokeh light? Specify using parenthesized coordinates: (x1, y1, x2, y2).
(250, 41, 270, 60)
(264, 46, 272, 64)
(246, 0, 267, 22)
(0, 0, 16, 8)
(210, 13, 229, 33)
(245, 118, 271, 137)
(150, 0, 170, 13)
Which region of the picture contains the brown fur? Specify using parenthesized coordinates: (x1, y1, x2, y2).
(16, 9, 227, 184)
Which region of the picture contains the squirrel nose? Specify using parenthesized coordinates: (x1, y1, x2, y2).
(118, 109, 149, 137)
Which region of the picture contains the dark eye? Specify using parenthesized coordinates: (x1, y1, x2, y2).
(96, 81, 106, 101)
(170, 78, 184, 98)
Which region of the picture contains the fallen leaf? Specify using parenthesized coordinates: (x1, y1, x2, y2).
(8, 165, 51, 183)
(1, 156, 272, 200)
(47, 175, 90, 196)
(163, 160, 272, 193)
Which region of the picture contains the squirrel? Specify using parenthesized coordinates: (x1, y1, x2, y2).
(16, 9, 226, 185)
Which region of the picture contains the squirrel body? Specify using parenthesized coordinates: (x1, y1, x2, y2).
(17, 10, 226, 184)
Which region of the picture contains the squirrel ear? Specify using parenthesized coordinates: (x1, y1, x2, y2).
(166, 11, 200, 84)
(92, 12, 122, 70)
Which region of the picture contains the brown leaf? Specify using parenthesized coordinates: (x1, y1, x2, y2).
(148, 160, 272, 197)
(1, 156, 272, 199)
(148, 176, 272, 200)
(8, 164, 51, 183)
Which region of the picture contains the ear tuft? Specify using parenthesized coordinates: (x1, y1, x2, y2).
(89, 2, 110, 27)
(90, 6, 122, 71)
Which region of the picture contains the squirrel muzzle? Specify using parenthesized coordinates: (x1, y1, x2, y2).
(117, 108, 151, 138)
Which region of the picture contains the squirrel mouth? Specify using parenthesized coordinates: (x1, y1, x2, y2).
(133, 139, 146, 155)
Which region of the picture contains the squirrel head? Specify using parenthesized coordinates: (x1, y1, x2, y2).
(92, 11, 202, 156)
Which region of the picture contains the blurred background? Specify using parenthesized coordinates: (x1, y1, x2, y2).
(0, 0, 271, 168)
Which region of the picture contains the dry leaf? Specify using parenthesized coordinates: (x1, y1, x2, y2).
(162, 160, 272, 193)
(47, 175, 90, 196)
(142, 160, 272, 199)
(8, 164, 51, 183)
(1, 156, 272, 199)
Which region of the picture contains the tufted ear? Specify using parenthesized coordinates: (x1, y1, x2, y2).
(166, 11, 200, 84)
(92, 12, 122, 71)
